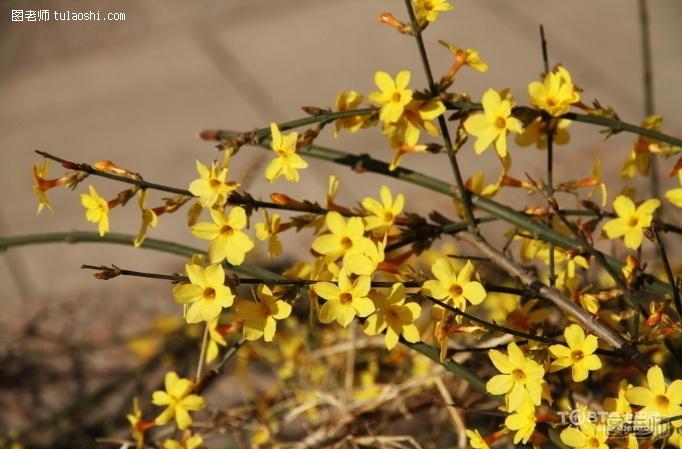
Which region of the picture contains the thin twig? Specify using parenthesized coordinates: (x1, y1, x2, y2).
(651, 225, 682, 320)
(402, 0, 478, 233)
(458, 232, 652, 373)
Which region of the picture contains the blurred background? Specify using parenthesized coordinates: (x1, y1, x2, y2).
(1, 0, 681, 447)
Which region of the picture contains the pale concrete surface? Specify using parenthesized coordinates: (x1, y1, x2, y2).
(1, 0, 681, 314)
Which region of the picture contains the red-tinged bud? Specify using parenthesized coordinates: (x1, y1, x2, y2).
(525, 206, 549, 216)
(94, 160, 132, 176)
(484, 430, 505, 445)
(198, 129, 219, 141)
(137, 420, 156, 433)
(668, 157, 682, 177)
(376, 261, 400, 274)
(379, 12, 402, 29)
(270, 193, 302, 207)
(500, 175, 524, 188)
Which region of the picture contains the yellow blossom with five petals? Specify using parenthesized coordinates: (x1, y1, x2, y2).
(311, 211, 372, 260)
(361, 185, 404, 233)
(191, 207, 254, 265)
(413, 0, 453, 24)
(312, 268, 375, 327)
(369, 71, 413, 124)
(602, 195, 660, 249)
(363, 284, 421, 350)
(189, 160, 238, 208)
(334, 91, 367, 137)
(528, 65, 581, 117)
(549, 324, 602, 382)
(422, 258, 487, 311)
(265, 123, 308, 183)
(152, 371, 205, 430)
(464, 89, 523, 158)
(172, 263, 234, 323)
(80, 185, 110, 237)
(560, 421, 609, 449)
(236, 284, 292, 342)
(625, 365, 682, 426)
(505, 401, 537, 444)
(486, 342, 545, 411)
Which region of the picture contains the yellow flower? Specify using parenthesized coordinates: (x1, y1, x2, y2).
(402, 98, 446, 137)
(621, 115, 663, 179)
(439, 40, 488, 77)
(560, 422, 609, 449)
(265, 123, 308, 182)
(311, 211, 371, 260)
(625, 365, 682, 425)
(163, 434, 203, 449)
(255, 210, 282, 258)
(505, 401, 537, 444)
(422, 258, 487, 311)
(236, 284, 292, 342)
(80, 185, 110, 236)
(189, 160, 238, 208)
(345, 237, 385, 276)
(191, 207, 254, 265)
(152, 371, 205, 430)
(369, 70, 413, 124)
(465, 429, 490, 449)
(486, 342, 545, 411)
(206, 317, 227, 363)
(384, 119, 428, 170)
(516, 116, 571, 149)
(32, 158, 69, 213)
(134, 189, 159, 247)
(361, 185, 404, 233)
(172, 263, 234, 323)
(666, 187, 682, 208)
(528, 65, 581, 117)
(126, 398, 147, 447)
(549, 324, 602, 382)
(363, 284, 421, 350)
(334, 91, 367, 137)
(602, 195, 660, 249)
(312, 268, 375, 327)
(413, 0, 453, 24)
(464, 89, 523, 158)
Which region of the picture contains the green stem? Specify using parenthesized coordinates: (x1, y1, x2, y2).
(2, 231, 495, 405)
(214, 135, 674, 299)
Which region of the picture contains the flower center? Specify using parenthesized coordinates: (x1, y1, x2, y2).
(449, 284, 463, 297)
(341, 236, 353, 249)
(220, 225, 234, 236)
(203, 287, 216, 300)
(209, 178, 222, 188)
(655, 394, 670, 409)
(261, 304, 272, 317)
(571, 350, 585, 361)
(627, 215, 639, 227)
(495, 116, 507, 129)
(339, 292, 353, 304)
(547, 97, 557, 107)
(383, 211, 394, 223)
(587, 437, 600, 448)
(392, 92, 403, 102)
(511, 369, 526, 381)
